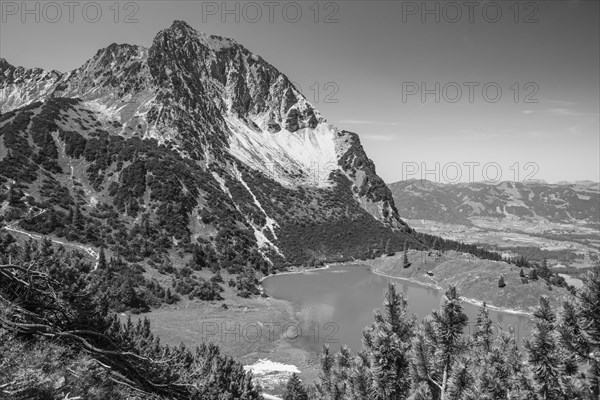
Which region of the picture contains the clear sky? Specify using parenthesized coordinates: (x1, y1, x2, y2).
(1, 0, 598, 183)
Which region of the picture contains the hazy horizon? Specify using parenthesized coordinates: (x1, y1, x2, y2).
(1, 1, 598, 184)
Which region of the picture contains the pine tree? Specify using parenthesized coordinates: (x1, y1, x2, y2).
(538, 259, 551, 280)
(411, 286, 469, 400)
(119, 282, 144, 310)
(98, 246, 107, 270)
(22, 239, 32, 262)
(348, 350, 371, 399)
(473, 305, 493, 352)
(284, 373, 308, 400)
(165, 288, 174, 304)
(315, 345, 335, 398)
(498, 276, 506, 288)
(363, 283, 415, 399)
(529, 268, 538, 281)
(72, 202, 82, 228)
(6, 182, 16, 205)
(516, 256, 528, 268)
(403, 241, 411, 269)
(40, 237, 53, 258)
(558, 264, 600, 397)
(525, 296, 562, 399)
(445, 360, 473, 400)
(334, 345, 352, 397)
(469, 322, 532, 399)
(519, 269, 525, 278)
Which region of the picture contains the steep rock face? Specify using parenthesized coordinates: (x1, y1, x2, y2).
(0, 21, 411, 267)
(0, 59, 63, 111)
(337, 130, 404, 228)
(63, 44, 152, 100)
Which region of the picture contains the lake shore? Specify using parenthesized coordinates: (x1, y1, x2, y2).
(327, 250, 572, 316)
(367, 263, 533, 316)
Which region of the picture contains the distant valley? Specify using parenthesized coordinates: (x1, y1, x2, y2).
(389, 179, 600, 271)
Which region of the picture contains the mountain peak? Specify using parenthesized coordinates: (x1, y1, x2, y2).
(157, 20, 237, 51)
(168, 20, 197, 35)
(0, 58, 14, 72)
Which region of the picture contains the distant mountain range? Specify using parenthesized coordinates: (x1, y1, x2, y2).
(388, 179, 600, 227)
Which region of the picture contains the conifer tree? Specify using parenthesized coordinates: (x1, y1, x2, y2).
(558, 264, 600, 397)
(165, 287, 174, 304)
(284, 373, 309, 400)
(22, 239, 32, 262)
(525, 296, 562, 399)
(40, 236, 53, 258)
(473, 305, 493, 353)
(348, 350, 372, 399)
(72, 202, 83, 228)
(403, 241, 411, 269)
(445, 359, 473, 400)
(363, 283, 415, 399)
(98, 246, 107, 270)
(334, 345, 352, 397)
(411, 286, 468, 400)
(6, 182, 16, 205)
(315, 345, 335, 399)
(530, 268, 539, 281)
(498, 276, 506, 288)
(471, 323, 534, 399)
(538, 259, 551, 280)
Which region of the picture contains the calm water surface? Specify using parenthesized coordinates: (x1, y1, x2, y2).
(262, 264, 533, 353)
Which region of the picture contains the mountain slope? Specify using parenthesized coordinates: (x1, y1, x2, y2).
(0, 21, 413, 270)
(389, 179, 600, 228)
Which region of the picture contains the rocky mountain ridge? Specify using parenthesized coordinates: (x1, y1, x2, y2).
(0, 20, 412, 269)
(389, 179, 600, 228)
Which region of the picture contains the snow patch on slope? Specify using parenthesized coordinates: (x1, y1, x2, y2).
(212, 170, 283, 259)
(0, 69, 61, 112)
(244, 359, 300, 375)
(84, 99, 127, 123)
(226, 114, 340, 188)
(232, 166, 283, 256)
(211, 172, 231, 198)
(233, 167, 279, 238)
